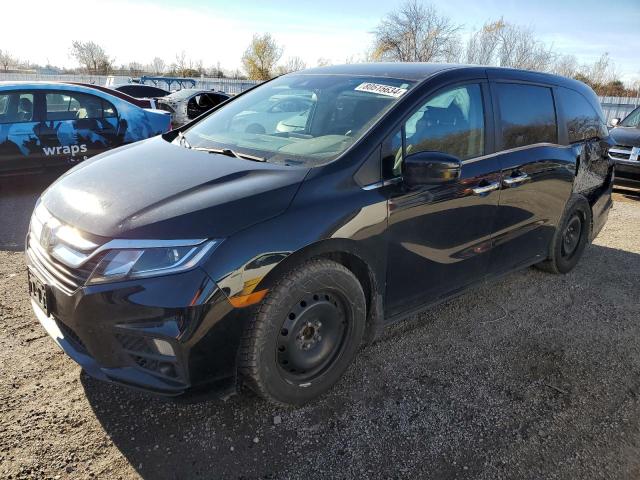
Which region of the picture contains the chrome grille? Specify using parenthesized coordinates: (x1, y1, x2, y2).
(609, 145, 639, 163)
(27, 235, 99, 294)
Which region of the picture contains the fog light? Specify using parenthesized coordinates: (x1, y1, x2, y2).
(152, 339, 175, 357)
(158, 362, 177, 378)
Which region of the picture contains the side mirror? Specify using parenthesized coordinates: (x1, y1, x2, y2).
(403, 151, 462, 187)
(610, 118, 620, 127)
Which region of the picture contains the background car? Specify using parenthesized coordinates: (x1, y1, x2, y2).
(67, 82, 157, 109)
(229, 93, 312, 134)
(156, 89, 230, 127)
(0, 82, 171, 174)
(609, 106, 640, 187)
(114, 84, 170, 99)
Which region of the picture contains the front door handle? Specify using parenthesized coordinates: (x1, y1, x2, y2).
(503, 173, 530, 187)
(472, 181, 500, 195)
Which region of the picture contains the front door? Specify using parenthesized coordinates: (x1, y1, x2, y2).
(384, 82, 502, 317)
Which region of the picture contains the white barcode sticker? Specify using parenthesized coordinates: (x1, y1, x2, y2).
(354, 82, 407, 98)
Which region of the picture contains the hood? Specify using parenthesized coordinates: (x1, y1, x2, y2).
(41, 136, 309, 239)
(610, 126, 640, 147)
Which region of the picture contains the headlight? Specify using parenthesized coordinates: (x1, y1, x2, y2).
(87, 240, 220, 285)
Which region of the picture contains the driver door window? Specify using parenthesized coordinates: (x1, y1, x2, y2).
(383, 84, 485, 178)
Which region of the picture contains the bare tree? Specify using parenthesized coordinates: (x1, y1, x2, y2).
(580, 53, 616, 87)
(465, 20, 502, 65)
(276, 56, 307, 75)
(465, 19, 554, 71)
(345, 49, 377, 64)
(128, 61, 144, 77)
(371, 0, 461, 62)
(174, 50, 189, 77)
(552, 54, 579, 78)
(0, 49, 15, 72)
(150, 57, 165, 75)
(241, 33, 283, 80)
(194, 59, 204, 76)
(70, 40, 113, 75)
(316, 57, 332, 67)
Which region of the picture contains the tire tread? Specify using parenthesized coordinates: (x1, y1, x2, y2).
(237, 258, 364, 406)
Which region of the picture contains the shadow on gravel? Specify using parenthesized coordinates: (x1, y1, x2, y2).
(80, 243, 640, 479)
(0, 170, 65, 251)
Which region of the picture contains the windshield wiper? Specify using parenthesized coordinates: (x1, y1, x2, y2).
(192, 147, 266, 162)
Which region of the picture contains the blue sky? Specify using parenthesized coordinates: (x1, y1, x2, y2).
(3, 0, 639, 84)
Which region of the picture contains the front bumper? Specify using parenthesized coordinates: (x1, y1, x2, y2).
(614, 162, 640, 187)
(27, 261, 251, 395)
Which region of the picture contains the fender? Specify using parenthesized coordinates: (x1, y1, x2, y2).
(201, 167, 390, 340)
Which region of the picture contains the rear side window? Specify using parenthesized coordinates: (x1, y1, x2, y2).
(45, 92, 117, 121)
(557, 88, 607, 143)
(496, 83, 557, 149)
(0, 92, 35, 123)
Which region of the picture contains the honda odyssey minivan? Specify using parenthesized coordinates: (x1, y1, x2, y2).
(27, 64, 613, 406)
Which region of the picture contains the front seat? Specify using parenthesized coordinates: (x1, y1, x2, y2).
(17, 98, 33, 121)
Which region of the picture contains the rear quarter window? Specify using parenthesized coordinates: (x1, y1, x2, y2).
(495, 83, 558, 149)
(557, 87, 607, 143)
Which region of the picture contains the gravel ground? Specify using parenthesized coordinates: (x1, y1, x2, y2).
(1, 188, 640, 479)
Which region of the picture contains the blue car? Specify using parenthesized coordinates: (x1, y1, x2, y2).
(0, 82, 171, 174)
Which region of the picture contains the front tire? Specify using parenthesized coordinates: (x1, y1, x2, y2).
(238, 259, 366, 406)
(536, 194, 592, 274)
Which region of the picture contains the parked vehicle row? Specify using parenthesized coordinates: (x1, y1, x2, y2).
(0, 82, 171, 174)
(26, 63, 613, 406)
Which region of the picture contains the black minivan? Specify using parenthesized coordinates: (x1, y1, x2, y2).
(27, 64, 613, 406)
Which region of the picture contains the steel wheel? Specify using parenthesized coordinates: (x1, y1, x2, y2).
(276, 291, 349, 383)
(238, 258, 366, 406)
(535, 194, 591, 275)
(561, 214, 582, 259)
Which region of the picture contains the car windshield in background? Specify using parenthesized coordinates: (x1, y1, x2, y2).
(620, 107, 640, 128)
(178, 75, 415, 165)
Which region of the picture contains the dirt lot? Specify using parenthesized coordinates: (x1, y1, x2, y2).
(1, 183, 640, 479)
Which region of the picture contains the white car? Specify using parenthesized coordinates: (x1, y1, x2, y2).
(229, 95, 312, 134)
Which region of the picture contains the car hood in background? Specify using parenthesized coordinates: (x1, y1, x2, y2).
(610, 127, 640, 147)
(41, 136, 309, 239)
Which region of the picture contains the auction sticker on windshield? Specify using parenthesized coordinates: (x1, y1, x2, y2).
(355, 83, 407, 98)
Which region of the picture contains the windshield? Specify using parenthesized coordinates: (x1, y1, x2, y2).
(178, 74, 415, 165)
(621, 107, 640, 128)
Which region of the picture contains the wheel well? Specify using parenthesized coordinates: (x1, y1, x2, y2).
(319, 251, 373, 316)
(258, 245, 380, 338)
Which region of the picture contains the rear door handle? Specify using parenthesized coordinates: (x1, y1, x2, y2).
(503, 173, 529, 187)
(472, 181, 500, 195)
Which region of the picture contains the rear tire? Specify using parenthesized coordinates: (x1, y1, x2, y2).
(238, 259, 366, 406)
(536, 194, 591, 274)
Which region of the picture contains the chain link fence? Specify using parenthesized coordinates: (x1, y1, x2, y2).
(598, 96, 639, 124)
(0, 72, 261, 95)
